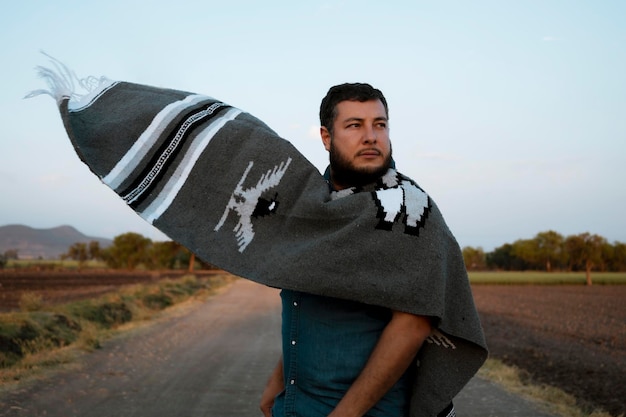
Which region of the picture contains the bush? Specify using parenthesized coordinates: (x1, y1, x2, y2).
(69, 301, 132, 328)
(142, 293, 173, 310)
(19, 292, 44, 312)
(0, 322, 24, 366)
(162, 275, 204, 297)
(0, 313, 81, 368)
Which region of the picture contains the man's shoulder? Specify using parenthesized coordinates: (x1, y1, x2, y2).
(390, 170, 425, 191)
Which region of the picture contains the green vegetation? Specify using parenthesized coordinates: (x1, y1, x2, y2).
(3, 234, 213, 272)
(60, 233, 213, 271)
(469, 271, 626, 285)
(463, 230, 626, 285)
(5, 229, 622, 284)
(5, 258, 108, 270)
(61, 240, 103, 270)
(0, 274, 234, 377)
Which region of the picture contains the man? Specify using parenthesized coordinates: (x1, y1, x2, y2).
(260, 83, 436, 417)
(30, 57, 484, 416)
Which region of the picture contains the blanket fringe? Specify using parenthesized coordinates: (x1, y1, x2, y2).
(24, 51, 113, 108)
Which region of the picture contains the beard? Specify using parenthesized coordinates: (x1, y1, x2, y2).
(329, 140, 393, 188)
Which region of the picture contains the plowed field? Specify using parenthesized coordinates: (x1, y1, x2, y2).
(472, 285, 625, 416)
(0, 270, 209, 311)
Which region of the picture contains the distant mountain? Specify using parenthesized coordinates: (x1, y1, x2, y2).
(0, 225, 112, 260)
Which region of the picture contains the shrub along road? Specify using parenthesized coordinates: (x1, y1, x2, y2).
(0, 279, 557, 417)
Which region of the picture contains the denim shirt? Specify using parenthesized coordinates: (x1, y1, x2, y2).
(272, 289, 412, 417)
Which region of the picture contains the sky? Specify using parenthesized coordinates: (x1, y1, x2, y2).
(1, 0, 624, 251)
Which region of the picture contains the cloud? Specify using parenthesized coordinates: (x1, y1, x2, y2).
(542, 36, 560, 42)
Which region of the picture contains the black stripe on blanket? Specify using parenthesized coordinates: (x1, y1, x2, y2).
(118, 101, 231, 208)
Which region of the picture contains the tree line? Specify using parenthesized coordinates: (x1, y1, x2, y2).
(463, 230, 626, 284)
(61, 232, 211, 271)
(0, 249, 18, 269)
(3, 230, 624, 284)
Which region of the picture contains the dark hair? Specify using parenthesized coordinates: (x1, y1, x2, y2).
(319, 83, 388, 134)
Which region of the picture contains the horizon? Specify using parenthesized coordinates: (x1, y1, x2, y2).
(1, 1, 625, 252)
(1, 222, 621, 254)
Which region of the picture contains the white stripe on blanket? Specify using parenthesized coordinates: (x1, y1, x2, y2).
(141, 107, 243, 224)
(102, 94, 208, 189)
(122, 102, 228, 204)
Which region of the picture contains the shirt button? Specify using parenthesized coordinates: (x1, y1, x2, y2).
(293, 301, 298, 307)
(290, 379, 295, 385)
(291, 340, 296, 345)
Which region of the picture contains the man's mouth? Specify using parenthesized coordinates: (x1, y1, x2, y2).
(358, 149, 381, 157)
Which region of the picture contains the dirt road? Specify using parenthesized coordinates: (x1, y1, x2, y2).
(0, 279, 282, 417)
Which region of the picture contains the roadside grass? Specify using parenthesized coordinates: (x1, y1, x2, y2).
(479, 359, 621, 417)
(469, 271, 626, 285)
(5, 259, 110, 270)
(0, 273, 235, 385)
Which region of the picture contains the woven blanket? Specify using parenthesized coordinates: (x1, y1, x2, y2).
(28, 61, 487, 417)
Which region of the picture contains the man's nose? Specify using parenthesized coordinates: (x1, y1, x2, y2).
(363, 125, 378, 143)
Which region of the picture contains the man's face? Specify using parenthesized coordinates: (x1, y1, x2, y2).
(321, 99, 392, 189)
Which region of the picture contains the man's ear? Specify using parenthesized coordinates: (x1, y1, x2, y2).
(320, 126, 331, 151)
